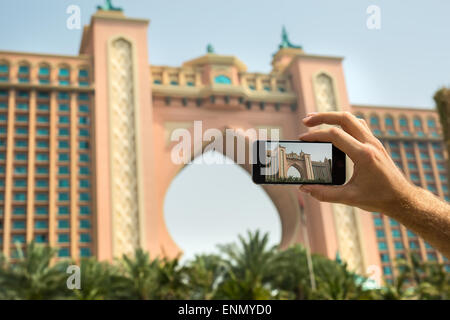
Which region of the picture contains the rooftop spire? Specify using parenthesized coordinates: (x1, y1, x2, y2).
(279, 26, 302, 50)
(206, 43, 215, 54)
(97, 0, 122, 11)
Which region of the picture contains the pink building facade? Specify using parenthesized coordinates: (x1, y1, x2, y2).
(0, 9, 448, 281)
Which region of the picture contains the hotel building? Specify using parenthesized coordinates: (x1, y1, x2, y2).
(0, 7, 448, 281)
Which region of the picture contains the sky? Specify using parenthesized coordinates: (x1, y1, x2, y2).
(278, 142, 332, 162)
(2, 1, 450, 258)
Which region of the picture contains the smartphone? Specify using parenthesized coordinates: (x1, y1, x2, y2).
(252, 140, 346, 185)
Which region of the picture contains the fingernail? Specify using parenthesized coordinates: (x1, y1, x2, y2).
(306, 112, 317, 117)
(299, 185, 311, 194)
(298, 132, 308, 139)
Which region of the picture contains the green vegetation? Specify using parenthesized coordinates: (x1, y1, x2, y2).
(265, 176, 330, 183)
(434, 87, 450, 188)
(0, 231, 448, 300)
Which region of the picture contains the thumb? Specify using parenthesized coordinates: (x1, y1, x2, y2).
(299, 185, 345, 203)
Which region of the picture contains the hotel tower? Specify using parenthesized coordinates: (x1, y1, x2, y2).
(0, 6, 448, 282)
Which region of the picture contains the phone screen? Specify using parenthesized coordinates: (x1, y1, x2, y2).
(252, 140, 346, 185)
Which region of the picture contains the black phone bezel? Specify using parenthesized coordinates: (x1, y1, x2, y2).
(252, 140, 346, 185)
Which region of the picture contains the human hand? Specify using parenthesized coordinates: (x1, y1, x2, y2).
(298, 111, 416, 215)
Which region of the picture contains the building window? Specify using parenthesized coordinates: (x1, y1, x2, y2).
(58, 192, 69, 201)
(58, 220, 70, 229)
(59, 68, 69, 77)
(16, 115, 28, 123)
(79, 180, 89, 188)
(36, 180, 48, 188)
(12, 221, 26, 229)
(37, 128, 49, 136)
(80, 206, 90, 215)
(413, 118, 422, 128)
(409, 241, 419, 249)
(80, 233, 91, 243)
(378, 242, 387, 250)
(59, 128, 69, 136)
(39, 66, 50, 76)
(58, 234, 70, 243)
(36, 153, 49, 162)
(79, 141, 89, 149)
(58, 166, 69, 175)
(14, 153, 28, 162)
(80, 247, 91, 257)
(427, 118, 435, 128)
(79, 193, 90, 201)
(35, 220, 48, 229)
(37, 104, 49, 111)
(58, 92, 70, 100)
(79, 154, 89, 162)
(407, 230, 416, 238)
(391, 229, 401, 238)
(14, 166, 27, 175)
(427, 253, 437, 261)
(376, 230, 385, 238)
(58, 141, 69, 149)
(59, 179, 69, 188)
(79, 105, 89, 113)
(79, 69, 88, 78)
(79, 220, 90, 229)
(0, 64, 9, 73)
(12, 234, 26, 244)
(79, 166, 89, 175)
(36, 166, 49, 174)
(35, 234, 47, 243)
(78, 93, 89, 101)
(59, 116, 70, 124)
(13, 207, 26, 215)
(14, 179, 26, 187)
(79, 117, 88, 125)
(383, 266, 392, 275)
(58, 153, 69, 162)
(36, 207, 48, 215)
(58, 206, 69, 215)
(214, 75, 232, 84)
(36, 193, 49, 201)
(380, 254, 390, 263)
(394, 241, 404, 250)
(390, 218, 399, 226)
(370, 116, 379, 126)
(58, 248, 70, 258)
(59, 104, 69, 112)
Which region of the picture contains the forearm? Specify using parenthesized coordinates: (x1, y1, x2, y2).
(385, 185, 450, 259)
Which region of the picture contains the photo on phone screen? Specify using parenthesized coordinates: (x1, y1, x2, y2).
(252, 140, 346, 185)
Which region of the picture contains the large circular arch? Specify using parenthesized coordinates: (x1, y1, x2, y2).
(164, 150, 282, 258)
(156, 126, 303, 258)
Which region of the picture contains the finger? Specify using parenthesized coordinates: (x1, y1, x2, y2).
(299, 184, 347, 203)
(302, 112, 372, 142)
(358, 118, 370, 130)
(299, 127, 363, 161)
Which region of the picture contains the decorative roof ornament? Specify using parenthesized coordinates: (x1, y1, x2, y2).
(206, 43, 215, 54)
(335, 251, 343, 265)
(279, 26, 302, 49)
(97, 0, 123, 11)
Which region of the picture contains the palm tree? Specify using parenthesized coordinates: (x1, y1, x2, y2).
(154, 257, 189, 299)
(311, 256, 368, 300)
(69, 257, 123, 300)
(185, 254, 225, 299)
(115, 248, 160, 299)
(270, 245, 314, 299)
(215, 230, 279, 299)
(0, 242, 69, 299)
